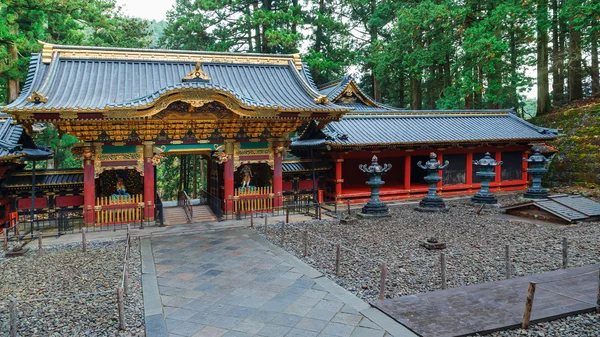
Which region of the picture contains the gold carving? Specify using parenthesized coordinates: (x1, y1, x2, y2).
(26, 91, 48, 103)
(183, 62, 211, 82)
(314, 95, 329, 104)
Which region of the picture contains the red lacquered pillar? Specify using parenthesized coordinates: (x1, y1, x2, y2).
(273, 150, 283, 207)
(466, 151, 473, 187)
(83, 147, 95, 226)
(495, 152, 502, 187)
(404, 154, 411, 191)
(143, 143, 155, 221)
(224, 142, 234, 213)
(335, 157, 343, 202)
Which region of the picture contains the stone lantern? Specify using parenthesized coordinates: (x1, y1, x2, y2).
(358, 155, 392, 216)
(523, 150, 551, 199)
(472, 152, 503, 204)
(416, 152, 449, 212)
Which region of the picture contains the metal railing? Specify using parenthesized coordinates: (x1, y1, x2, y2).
(200, 189, 223, 220)
(178, 190, 193, 223)
(155, 193, 164, 227)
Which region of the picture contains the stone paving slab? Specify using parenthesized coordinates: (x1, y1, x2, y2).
(143, 228, 416, 337)
(373, 264, 600, 337)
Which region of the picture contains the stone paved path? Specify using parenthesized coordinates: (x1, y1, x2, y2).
(374, 264, 600, 337)
(142, 229, 415, 337)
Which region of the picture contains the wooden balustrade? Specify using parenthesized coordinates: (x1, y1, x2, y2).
(96, 194, 143, 206)
(95, 194, 144, 226)
(234, 195, 274, 213)
(235, 186, 273, 196)
(95, 206, 143, 226)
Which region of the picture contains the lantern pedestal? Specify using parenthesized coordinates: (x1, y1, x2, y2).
(359, 156, 392, 217)
(415, 153, 449, 213)
(524, 151, 551, 199)
(472, 152, 502, 205)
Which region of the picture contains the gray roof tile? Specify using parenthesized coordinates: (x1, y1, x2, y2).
(4, 53, 345, 113)
(292, 111, 559, 147)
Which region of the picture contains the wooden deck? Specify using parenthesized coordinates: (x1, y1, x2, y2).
(373, 264, 599, 337)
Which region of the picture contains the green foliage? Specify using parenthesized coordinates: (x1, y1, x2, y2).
(0, 0, 153, 106)
(533, 101, 600, 188)
(33, 124, 81, 169)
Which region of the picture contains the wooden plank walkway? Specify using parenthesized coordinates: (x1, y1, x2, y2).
(373, 264, 599, 337)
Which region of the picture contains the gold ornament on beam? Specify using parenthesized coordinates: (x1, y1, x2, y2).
(313, 95, 329, 104)
(213, 144, 228, 164)
(27, 91, 48, 104)
(182, 62, 211, 82)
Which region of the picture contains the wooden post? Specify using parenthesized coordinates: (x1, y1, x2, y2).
(280, 221, 284, 245)
(562, 237, 568, 269)
(505, 244, 511, 279)
(3, 228, 8, 252)
(521, 282, 536, 329)
(440, 253, 447, 290)
(124, 261, 129, 297)
(264, 215, 268, 234)
(82, 228, 87, 252)
(335, 244, 341, 276)
(9, 298, 17, 337)
(379, 263, 387, 301)
(347, 199, 351, 215)
(38, 231, 43, 255)
(117, 287, 126, 330)
(318, 203, 322, 220)
(250, 208, 254, 228)
(597, 267, 600, 314)
(303, 231, 308, 257)
(15, 225, 20, 245)
(285, 206, 289, 224)
(334, 197, 338, 214)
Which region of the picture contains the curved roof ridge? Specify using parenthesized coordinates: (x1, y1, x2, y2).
(39, 41, 299, 59)
(6, 54, 43, 108)
(119, 82, 266, 110)
(287, 61, 330, 102)
(300, 62, 319, 91)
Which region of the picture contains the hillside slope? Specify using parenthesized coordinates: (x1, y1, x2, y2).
(532, 99, 600, 190)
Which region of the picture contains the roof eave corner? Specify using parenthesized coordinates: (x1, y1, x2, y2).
(39, 40, 55, 64)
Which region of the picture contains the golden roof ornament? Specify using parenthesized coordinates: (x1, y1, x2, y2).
(314, 95, 329, 104)
(27, 91, 48, 104)
(183, 62, 211, 82)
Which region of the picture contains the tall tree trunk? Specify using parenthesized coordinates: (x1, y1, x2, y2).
(7, 26, 20, 103)
(261, 0, 271, 53)
(253, 2, 261, 52)
(291, 0, 299, 36)
(551, 0, 563, 105)
(568, 24, 583, 102)
(591, 29, 599, 95)
(245, 3, 253, 52)
(510, 30, 519, 108)
(537, 0, 551, 115)
(411, 76, 422, 110)
(200, 156, 205, 190)
(370, 0, 381, 101)
(193, 154, 198, 199)
(398, 71, 405, 108)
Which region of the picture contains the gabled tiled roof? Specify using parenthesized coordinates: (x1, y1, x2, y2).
(504, 195, 600, 223)
(282, 160, 330, 174)
(292, 110, 560, 148)
(317, 75, 403, 113)
(0, 119, 52, 161)
(5, 169, 83, 188)
(2, 43, 347, 115)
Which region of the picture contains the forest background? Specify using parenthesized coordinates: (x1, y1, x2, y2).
(1, 0, 599, 198)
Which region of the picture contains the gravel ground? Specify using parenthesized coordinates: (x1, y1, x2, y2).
(259, 195, 600, 336)
(0, 238, 144, 336)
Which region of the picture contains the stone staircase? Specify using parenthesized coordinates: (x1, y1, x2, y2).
(163, 205, 218, 226)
